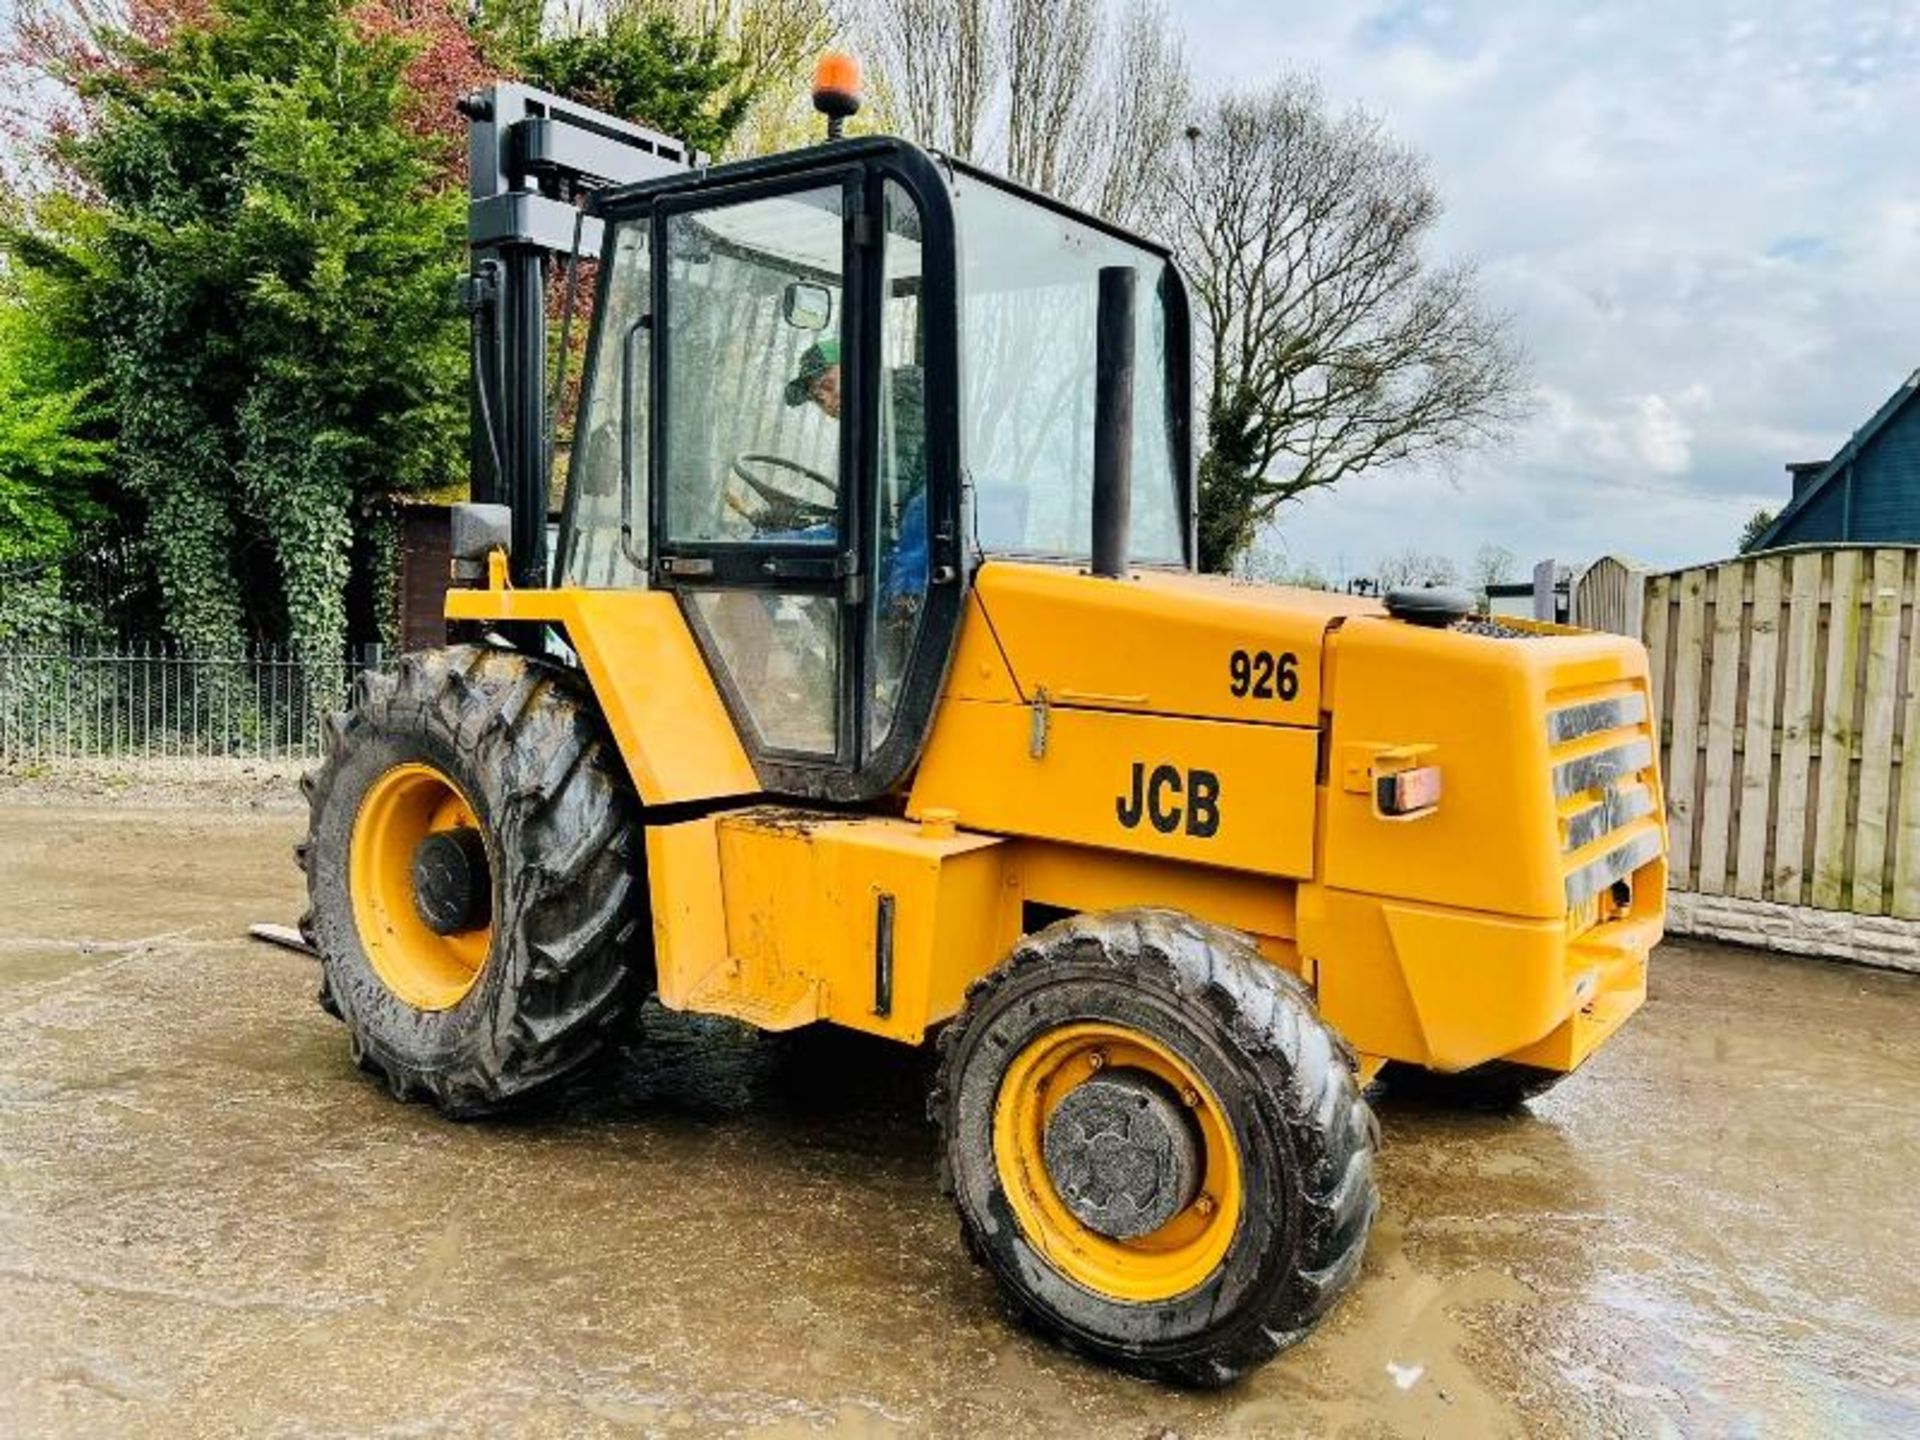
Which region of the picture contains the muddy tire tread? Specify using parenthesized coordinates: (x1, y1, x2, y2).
(298, 644, 645, 1117)
(932, 908, 1379, 1387)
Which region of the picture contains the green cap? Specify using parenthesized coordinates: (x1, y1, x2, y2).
(784, 338, 841, 406)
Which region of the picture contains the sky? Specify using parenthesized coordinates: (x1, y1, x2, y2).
(1178, 0, 1920, 582)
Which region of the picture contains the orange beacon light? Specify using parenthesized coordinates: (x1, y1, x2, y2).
(812, 51, 864, 139)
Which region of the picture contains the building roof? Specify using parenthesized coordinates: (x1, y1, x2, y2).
(1751, 368, 1920, 550)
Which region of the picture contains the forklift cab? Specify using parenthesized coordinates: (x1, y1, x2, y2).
(557, 139, 1193, 800)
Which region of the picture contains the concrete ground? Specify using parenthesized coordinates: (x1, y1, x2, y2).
(0, 796, 1915, 1438)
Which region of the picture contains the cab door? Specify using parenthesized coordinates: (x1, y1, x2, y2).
(650, 173, 863, 773)
(643, 152, 961, 801)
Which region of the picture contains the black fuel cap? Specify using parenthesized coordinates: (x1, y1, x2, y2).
(1385, 586, 1475, 627)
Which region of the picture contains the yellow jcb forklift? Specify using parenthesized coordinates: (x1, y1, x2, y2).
(299, 60, 1666, 1385)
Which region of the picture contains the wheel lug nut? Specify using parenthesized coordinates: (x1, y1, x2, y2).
(1181, 1086, 1201, 1108)
(1195, 1193, 1216, 1217)
(1087, 1049, 1107, 1071)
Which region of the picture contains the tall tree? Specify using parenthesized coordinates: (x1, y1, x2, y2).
(865, 0, 996, 162)
(7, 0, 470, 660)
(504, 5, 753, 154)
(1170, 80, 1526, 572)
(3, 0, 789, 658)
(1084, 2, 1190, 228)
(1002, 0, 1100, 200)
(481, 0, 836, 157)
(0, 263, 111, 647)
(0, 258, 107, 568)
(679, 0, 841, 158)
(861, 0, 1188, 228)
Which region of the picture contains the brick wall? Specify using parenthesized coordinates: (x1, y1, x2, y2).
(1667, 890, 1920, 973)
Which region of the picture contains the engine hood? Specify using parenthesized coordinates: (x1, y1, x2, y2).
(966, 560, 1382, 725)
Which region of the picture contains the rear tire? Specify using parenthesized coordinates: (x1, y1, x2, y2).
(1380, 1059, 1567, 1112)
(934, 910, 1378, 1387)
(299, 645, 645, 1117)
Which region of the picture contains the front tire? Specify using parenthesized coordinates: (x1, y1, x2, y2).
(299, 645, 645, 1117)
(934, 910, 1378, 1387)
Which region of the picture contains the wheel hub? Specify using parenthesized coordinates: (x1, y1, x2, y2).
(411, 827, 490, 935)
(1042, 1069, 1202, 1239)
(349, 763, 493, 1011)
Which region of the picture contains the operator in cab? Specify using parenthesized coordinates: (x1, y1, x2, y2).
(783, 337, 929, 628)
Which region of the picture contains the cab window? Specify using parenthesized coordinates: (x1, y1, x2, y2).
(561, 219, 651, 587)
(662, 186, 846, 546)
(869, 178, 929, 749)
(953, 178, 1184, 564)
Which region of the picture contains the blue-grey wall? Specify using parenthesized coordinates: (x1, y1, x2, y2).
(1773, 397, 1920, 545)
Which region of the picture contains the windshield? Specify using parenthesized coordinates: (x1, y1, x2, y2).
(951, 176, 1185, 565)
(662, 187, 846, 545)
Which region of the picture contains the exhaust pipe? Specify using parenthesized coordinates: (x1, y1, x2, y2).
(1091, 265, 1137, 580)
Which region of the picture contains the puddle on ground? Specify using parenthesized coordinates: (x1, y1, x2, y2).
(0, 945, 111, 1001)
(2, 806, 1918, 1436)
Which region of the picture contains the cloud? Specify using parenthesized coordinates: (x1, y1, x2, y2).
(1181, 0, 1920, 574)
(1529, 386, 1707, 479)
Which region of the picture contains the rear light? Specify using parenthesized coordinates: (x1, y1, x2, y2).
(1376, 765, 1442, 817)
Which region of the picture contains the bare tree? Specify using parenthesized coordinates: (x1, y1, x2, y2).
(1086, 2, 1191, 228)
(861, 0, 1187, 225)
(1470, 542, 1515, 591)
(1002, 0, 1100, 200)
(1373, 549, 1460, 591)
(1171, 79, 1528, 572)
(1240, 542, 1332, 591)
(864, 0, 997, 161)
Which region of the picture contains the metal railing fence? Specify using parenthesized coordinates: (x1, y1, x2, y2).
(0, 641, 392, 763)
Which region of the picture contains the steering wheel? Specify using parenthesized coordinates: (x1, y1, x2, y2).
(729, 453, 837, 533)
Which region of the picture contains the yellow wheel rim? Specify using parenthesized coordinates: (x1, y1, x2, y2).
(993, 1021, 1244, 1303)
(349, 763, 493, 1011)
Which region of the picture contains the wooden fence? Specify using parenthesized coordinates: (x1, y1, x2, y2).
(1638, 545, 1920, 917)
(1569, 555, 1647, 636)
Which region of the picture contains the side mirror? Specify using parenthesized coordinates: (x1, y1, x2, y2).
(782, 281, 833, 331)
